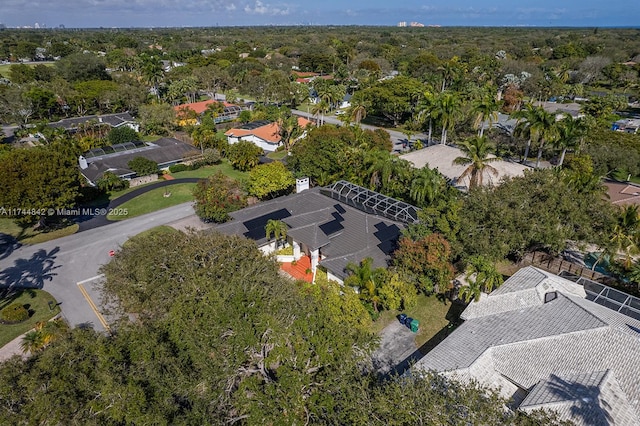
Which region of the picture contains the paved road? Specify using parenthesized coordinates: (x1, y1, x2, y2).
(76, 178, 201, 231)
(0, 203, 197, 331)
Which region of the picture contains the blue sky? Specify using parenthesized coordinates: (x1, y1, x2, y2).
(2, 0, 639, 28)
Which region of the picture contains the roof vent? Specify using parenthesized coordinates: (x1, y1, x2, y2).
(544, 291, 558, 303)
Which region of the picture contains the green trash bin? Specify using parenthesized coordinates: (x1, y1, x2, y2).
(410, 319, 419, 333)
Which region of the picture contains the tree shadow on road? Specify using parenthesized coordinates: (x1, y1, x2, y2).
(0, 247, 61, 294)
(0, 233, 22, 261)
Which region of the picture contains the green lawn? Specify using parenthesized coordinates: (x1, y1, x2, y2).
(0, 62, 55, 78)
(369, 294, 464, 349)
(0, 289, 61, 348)
(107, 183, 196, 220)
(169, 160, 248, 181)
(611, 169, 640, 185)
(266, 150, 288, 160)
(0, 218, 78, 245)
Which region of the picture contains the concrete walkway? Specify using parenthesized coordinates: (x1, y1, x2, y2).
(0, 332, 29, 362)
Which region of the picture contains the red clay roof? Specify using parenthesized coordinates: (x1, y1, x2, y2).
(173, 100, 236, 115)
(225, 117, 313, 144)
(292, 71, 318, 78)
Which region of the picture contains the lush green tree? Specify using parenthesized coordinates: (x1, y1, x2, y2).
(459, 169, 615, 260)
(193, 172, 247, 222)
(8, 63, 35, 84)
(127, 157, 158, 176)
(453, 135, 501, 189)
(0, 146, 81, 226)
(55, 52, 110, 82)
(107, 126, 139, 145)
(138, 103, 176, 135)
(226, 140, 262, 171)
(359, 76, 423, 126)
(247, 161, 295, 199)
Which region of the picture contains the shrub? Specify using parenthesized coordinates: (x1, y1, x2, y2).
(1, 303, 29, 323)
(169, 164, 189, 173)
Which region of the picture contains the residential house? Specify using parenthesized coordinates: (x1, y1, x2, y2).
(174, 100, 246, 126)
(411, 266, 640, 426)
(213, 180, 418, 283)
(49, 112, 139, 133)
(224, 117, 313, 152)
(400, 144, 530, 190)
(612, 118, 640, 134)
(78, 137, 197, 185)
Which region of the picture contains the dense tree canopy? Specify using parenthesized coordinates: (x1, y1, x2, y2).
(0, 146, 81, 225)
(0, 230, 569, 425)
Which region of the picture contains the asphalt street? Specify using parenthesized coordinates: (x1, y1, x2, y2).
(0, 203, 196, 331)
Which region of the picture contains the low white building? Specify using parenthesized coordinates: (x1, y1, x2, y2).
(225, 117, 313, 152)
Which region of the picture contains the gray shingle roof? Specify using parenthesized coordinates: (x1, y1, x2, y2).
(412, 266, 640, 426)
(79, 137, 195, 183)
(520, 370, 637, 426)
(214, 186, 405, 278)
(50, 112, 136, 130)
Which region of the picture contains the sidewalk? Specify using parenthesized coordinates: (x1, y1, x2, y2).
(0, 332, 29, 362)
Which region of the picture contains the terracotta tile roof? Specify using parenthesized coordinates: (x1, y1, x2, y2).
(224, 117, 313, 144)
(291, 71, 318, 78)
(173, 100, 236, 115)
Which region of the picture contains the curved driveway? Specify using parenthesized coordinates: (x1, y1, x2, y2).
(77, 178, 201, 231)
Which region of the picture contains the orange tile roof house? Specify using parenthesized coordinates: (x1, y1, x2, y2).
(224, 117, 313, 152)
(173, 100, 245, 125)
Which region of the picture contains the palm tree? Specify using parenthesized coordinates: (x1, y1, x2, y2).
(416, 93, 435, 145)
(310, 99, 329, 126)
(465, 256, 503, 295)
(20, 330, 45, 354)
(265, 219, 288, 249)
(347, 98, 367, 125)
(610, 205, 640, 269)
(458, 279, 482, 303)
(345, 257, 382, 312)
(410, 166, 445, 207)
(554, 114, 587, 167)
(432, 91, 463, 145)
(513, 104, 559, 168)
(364, 150, 411, 194)
(437, 57, 463, 92)
(453, 136, 501, 189)
(472, 95, 501, 137)
(276, 114, 302, 151)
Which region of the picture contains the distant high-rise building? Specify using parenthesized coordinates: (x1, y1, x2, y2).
(397, 21, 407, 27)
(34, 22, 40, 29)
(410, 21, 425, 27)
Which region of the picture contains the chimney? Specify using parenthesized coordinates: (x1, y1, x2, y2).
(78, 155, 88, 170)
(296, 177, 309, 193)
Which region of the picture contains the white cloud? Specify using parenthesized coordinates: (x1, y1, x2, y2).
(226, 3, 237, 11)
(243, 0, 289, 16)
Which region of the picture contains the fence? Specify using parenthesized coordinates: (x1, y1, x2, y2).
(521, 251, 607, 282)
